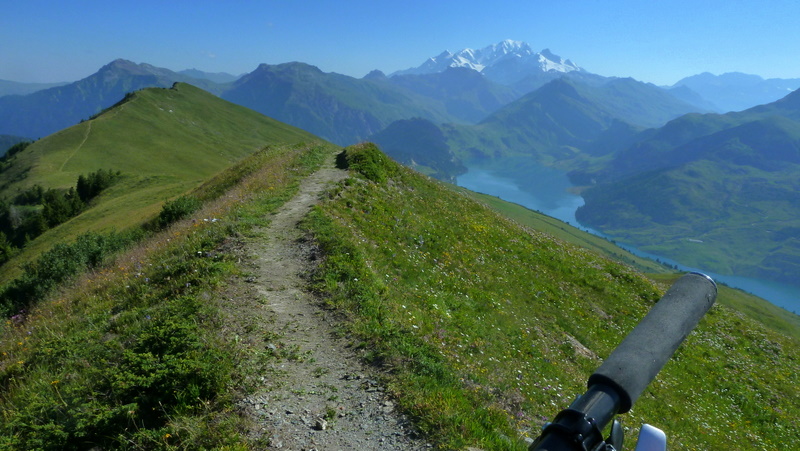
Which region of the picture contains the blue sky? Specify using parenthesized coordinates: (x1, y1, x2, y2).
(2, 0, 799, 85)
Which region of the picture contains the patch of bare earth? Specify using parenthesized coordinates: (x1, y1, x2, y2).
(217, 156, 430, 450)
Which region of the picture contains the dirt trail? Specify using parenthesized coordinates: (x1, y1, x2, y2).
(224, 154, 430, 450)
(60, 120, 92, 171)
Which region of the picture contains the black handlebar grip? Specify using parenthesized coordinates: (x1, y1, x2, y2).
(588, 272, 717, 413)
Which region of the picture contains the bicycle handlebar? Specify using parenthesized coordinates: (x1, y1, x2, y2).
(589, 272, 717, 413)
(530, 272, 717, 450)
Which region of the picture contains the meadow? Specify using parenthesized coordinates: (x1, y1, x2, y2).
(305, 143, 800, 450)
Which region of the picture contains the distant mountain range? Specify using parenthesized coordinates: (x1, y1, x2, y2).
(378, 67, 519, 124)
(0, 44, 596, 146)
(0, 79, 68, 97)
(392, 39, 581, 83)
(219, 62, 453, 145)
(391, 39, 612, 95)
(672, 72, 800, 113)
(2, 40, 798, 146)
(374, 75, 709, 177)
(395, 42, 800, 113)
(0, 60, 492, 145)
(178, 68, 240, 84)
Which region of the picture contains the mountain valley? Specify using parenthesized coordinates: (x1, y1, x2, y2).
(573, 89, 800, 286)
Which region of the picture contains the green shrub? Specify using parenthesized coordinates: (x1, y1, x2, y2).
(340, 142, 396, 183)
(155, 195, 202, 229)
(76, 169, 122, 203)
(0, 231, 133, 316)
(0, 170, 121, 254)
(1, 296, 233, 449)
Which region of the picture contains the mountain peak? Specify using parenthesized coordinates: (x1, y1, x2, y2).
(363, 69, 387, 81)
(101, 59, 139, 72)
(390, 40, 581, 84)
(97, 59, 170, 79)
(495, 39, 530, 53)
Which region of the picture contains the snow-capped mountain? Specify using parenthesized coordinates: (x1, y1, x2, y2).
(391, 40, 582, 84)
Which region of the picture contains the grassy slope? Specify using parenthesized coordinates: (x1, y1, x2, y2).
(306, 144, 800, 450)
(0, 141, 334, 449)
(0, 82, 318, 281)
(460, 188, 800, 340)
(457, 188, 669, 274)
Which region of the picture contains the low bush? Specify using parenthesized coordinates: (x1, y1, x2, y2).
(154, 195, 202, 229)
(339, 142, 396, 183)
(0, 231, 134, 316)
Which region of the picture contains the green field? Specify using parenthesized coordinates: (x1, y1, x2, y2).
(458, 188, 800, 341)
(0, 83, 317, 281)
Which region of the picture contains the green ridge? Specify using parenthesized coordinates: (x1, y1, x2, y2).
(0, 82, 318, 280)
